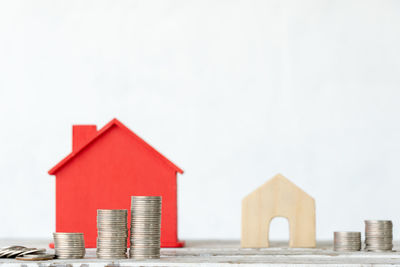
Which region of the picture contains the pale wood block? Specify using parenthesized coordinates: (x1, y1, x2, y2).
(241, 174, 316, 248)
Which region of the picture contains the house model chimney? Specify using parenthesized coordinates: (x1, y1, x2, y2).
(73, 125, 97, 151)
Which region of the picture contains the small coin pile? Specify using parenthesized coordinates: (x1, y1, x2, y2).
(365, 220, 393, 252)
(130, 196, 162, 259)
(333, 232, 361, 251)
(97, 209, 128, 259)
(53, 232, 85, 259)
(0, 246, 47, 258)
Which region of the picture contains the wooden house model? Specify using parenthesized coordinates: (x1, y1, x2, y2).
(241, 174, 316, 248)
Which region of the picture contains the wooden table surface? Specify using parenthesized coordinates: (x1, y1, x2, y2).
(1, 240, 400, 266)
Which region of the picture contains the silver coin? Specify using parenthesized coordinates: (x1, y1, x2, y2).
(53, 233, 83, 236)
(97, 251, 127, 255)
(97, 244, 127, 248)
(131, 232, 161, 236)
(98, 242, 126, 247)
(97, 247, 127, 251)
(131, 197, 162, 202)
(131, 222, 161, 225)
(131, 209, 161, 212)
(56, 256, 84, 259)
(98, 209, 127, 213)
(54, 240, 84, 244)
(130, 255, 160, 259)
(97, 251, 127, 254)
(334, 244, 361, 247)
(98, 230, 128, 233)
(54, 245, 85, 248)
(334, 231, 361, 235)
(365, 220, 392, 223)
(132, 244, 161, 248)
(334, 243, 361, 246)
(97, 219, 128, 222)
(334, 241, 361, 244)
(130, 254, 161, 257)
(97, 255, 127, 259)
(97, 220, 127, 223)
(131, 247, 160, 251)
(0, 248, 17, 258)
(98, 216, 127, 219)
(334, 245, 361, 248)
(16, 253, 55, 261)
(55, 254, 85, 257)
(53, 240, 84, 244)
(131, 205, 161, 208)
(96, 253, 127, 258)
(131, 226, 161, 229)
(132, 246, 161, 249)
(18, 248, 46, 256)
(55, 249, 85, 252)
(97, 252, 127, 255)
(0, 247, 26, 258)
(365, 246, 393, 249)
(98, 234, 128, 238)
(55, 253, 85, 257)
(54, 242, 84, 245)
(54, 238, 85, 244)
(334, 249, 361, 252)
(366, 238, 392, 241)
(97, 237, 127, 241)
(132, 241, 161, 245)
(131, 208, 161, 211)
(97, 222, 127, 225)
(131, 217, 161, 220)
(130, 241, 160, 245)
(131, 227, 161, 231)
(98, 228, 127, 232)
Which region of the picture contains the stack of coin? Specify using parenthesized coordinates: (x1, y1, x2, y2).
(53, 233, 85, 259)
(97, 209, 128, 259)
(333, 232, 361, 251)
(365, 220, 393, 252)
(130, 196, 162, 259)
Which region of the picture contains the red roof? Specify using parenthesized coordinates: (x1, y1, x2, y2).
(48, 118, 184, 175)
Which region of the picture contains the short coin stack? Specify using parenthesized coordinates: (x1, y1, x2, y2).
(130, 196, 162, 259)
(333, 232, 361, 251)
(53, 233, 85, 259)
(97, 209, 128, 259)
(365, 220, 393, 252)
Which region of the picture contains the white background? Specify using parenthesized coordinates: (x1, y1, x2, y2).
(0, 0, 400, 242)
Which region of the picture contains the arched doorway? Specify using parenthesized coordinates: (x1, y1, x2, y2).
(268, 217, 290, 247)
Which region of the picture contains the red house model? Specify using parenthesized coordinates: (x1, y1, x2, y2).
(49, 118, 184, 248)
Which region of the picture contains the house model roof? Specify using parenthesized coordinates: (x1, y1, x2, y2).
(48, 118, 184, 175)
(244, 174, 314, 200)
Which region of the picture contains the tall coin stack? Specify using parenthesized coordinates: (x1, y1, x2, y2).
(53, 233, 85, 259)
(130, 196, 162, 259)
(97, 209, 128, 259)
(333, 232, 361, 251)
(365, 220, 393, 252)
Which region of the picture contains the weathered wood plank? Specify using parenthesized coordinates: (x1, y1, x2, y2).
(1, 240, 400, 266)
